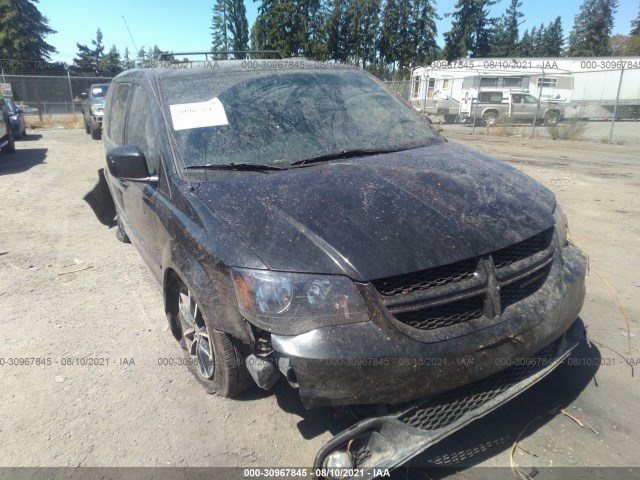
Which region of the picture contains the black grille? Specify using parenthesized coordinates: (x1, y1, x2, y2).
(398, 340, 559, 431)
(492, 228, 553, 269)
(394, 296, 484, 330)
(373, 258, 477, 296)
(501, 264, 551, 310)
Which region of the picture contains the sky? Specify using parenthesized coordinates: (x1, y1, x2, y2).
(38, 0, 639, 64)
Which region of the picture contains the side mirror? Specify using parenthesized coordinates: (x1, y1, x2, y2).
(106, 145, 157, 182)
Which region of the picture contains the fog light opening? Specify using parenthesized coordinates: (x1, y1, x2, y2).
(322, 448, 354, 472)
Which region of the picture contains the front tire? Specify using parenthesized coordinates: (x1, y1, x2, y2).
(90, 119, 101, 140)
(177, 285, 251, 397)
(1, 131, 15, 153)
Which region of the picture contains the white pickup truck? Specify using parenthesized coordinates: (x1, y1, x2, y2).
(458, 89, 564, 126)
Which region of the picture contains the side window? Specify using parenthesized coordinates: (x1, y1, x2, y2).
(108, 83, 131, 144)
(125, 84, 159, 175)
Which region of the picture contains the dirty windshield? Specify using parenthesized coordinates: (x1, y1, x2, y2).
(160, 69, 441, 168)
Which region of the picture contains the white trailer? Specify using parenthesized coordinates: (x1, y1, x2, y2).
(410, 57, 640, 121)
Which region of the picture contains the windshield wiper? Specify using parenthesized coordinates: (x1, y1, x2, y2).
(185, 163, 287, 171)
(290, 147, 414, 167)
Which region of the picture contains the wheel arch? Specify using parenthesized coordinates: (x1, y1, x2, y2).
(161, 246, 254, 346)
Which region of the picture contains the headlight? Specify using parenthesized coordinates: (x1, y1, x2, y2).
(90, 105, 102, 113)
(553, 203, 568, 247)
(9, 115, 17, 121)
(232, 268, 369, 335)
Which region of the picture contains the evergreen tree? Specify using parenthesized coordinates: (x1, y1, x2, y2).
(211, 0, 249, 58)
(251, 0, 306, 56)
(542, 17, 564, 56)
(345, 0, 381, 68)
(533, 23, 545, 55)
(568, 0, 618, 56)
(71, 28, 105, 75)
(326, 0, 350, 61)
(122, 47, 134, 69)
(100, 45, 122, 75)
(490, 0, 523, 57)
(378, 0, 402, 65)
(442, 0, 496, 60)
(211, 0, 230, 53)
(411, 0, 440, 65)
(516, 29, 533, 56)
(631, 3, 640, 36)
(305, 0, 330, 60)
(0, 0, 57, 61)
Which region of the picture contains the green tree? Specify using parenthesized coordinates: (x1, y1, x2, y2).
(211, 0, 249, 58)
(568, 0, 618, 56)
(305, 0, 330, 59)
(327, 0, 350, 61)
(631, 3, 640, 36)
(442, 0, 496, 60)
(0, 0, 56, 61)
(100, 45, 122, 75)
(344, 0, 381, 68)
(71, 28, 105, 75)
(411, 0, 440, 65)
(122, 47, 134, 69)
(251, 0, 306, 56)
(542, 17, 564, 56)
(490, 0, 523, 57)
(516, 28, 533, 56)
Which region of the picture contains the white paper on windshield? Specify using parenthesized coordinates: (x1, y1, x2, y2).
(92, 87, 103, 94)
(169, 97, 229, 130)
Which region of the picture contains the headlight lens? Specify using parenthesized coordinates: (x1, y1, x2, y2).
(90, 105, 102, 113)
(9, 115, 17, 121)
(553, 203, 568, 247)
(232, 268, 369, 335)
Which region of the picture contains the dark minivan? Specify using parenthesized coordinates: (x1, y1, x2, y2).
(102, 59, 587, 471)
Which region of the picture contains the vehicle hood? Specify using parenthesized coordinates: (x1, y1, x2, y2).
(194, 142, 556, 281)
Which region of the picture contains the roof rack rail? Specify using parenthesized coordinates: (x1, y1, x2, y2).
(155, 50, 283, 62)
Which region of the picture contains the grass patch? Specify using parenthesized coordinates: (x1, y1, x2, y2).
(26, 114, 83, 131)
(545, 120, 587, 141)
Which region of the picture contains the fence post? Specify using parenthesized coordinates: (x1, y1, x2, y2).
(608, 65, 624, 145)
(471, 71, 481, 135)
(531, 67, 545, 138)
(67, 70, 74, 115)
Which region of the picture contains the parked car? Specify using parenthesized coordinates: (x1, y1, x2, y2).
(458, 89, 564, 125)
(2, 97, 26, 139)
(102, 59, 587, 471)
(15, 104, 38, 114)
(0, 96, 15, 153)
(82, 83, 110, 140)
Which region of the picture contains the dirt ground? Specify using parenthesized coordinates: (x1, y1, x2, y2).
(0, 129, 638, 477)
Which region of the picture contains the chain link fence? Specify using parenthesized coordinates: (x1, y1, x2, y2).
(1, 72, 114, 118)
(396, 65, 640, 145)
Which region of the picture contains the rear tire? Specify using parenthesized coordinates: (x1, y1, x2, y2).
(483, 111, 498, 126)
(544, 111, 560, 125)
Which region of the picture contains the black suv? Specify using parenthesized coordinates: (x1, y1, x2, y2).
(82, 83, 109, 140)
(102, 59, 587, 470)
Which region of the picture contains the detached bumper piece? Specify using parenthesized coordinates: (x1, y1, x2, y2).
(313, 318, 584, 478)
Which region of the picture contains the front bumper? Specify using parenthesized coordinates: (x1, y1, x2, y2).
(271, 244, 587, 409)
(313, 317, 585, 474)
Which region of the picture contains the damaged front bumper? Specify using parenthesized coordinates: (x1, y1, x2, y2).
(313, 317, 585, 475)
(271, 244, 587, 409)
